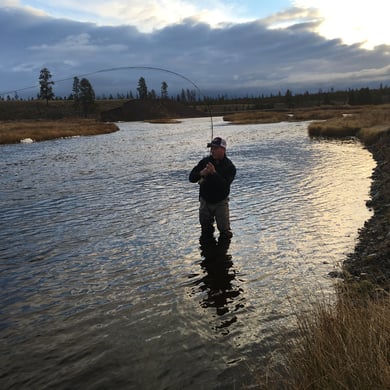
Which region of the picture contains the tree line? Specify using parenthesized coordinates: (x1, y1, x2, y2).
(25, 68, 196, 116)
(2, 67, 390, 111)
(38, 68, 96, 117)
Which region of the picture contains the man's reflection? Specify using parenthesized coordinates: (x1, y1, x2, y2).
(198, 236, 243, 332)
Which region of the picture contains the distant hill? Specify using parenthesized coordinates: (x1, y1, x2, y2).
(100, 99, 208, 122)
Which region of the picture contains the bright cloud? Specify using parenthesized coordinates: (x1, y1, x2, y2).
(15, 0, 390, 48)
(16, 0, 255, 31)
(293, 0, 390, 49)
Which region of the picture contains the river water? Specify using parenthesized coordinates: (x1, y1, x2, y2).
(0, 117, 375, 389)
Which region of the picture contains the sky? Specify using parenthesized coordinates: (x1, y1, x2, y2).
(1, 0, 390, 98)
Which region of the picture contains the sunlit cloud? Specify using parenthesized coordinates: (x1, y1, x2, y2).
(293, 0, 390, 49)
(15, 0, 249, 31)
(13, 0, 390, 48)
(3, 0, 19, 5)
(262, 7, 321, 30)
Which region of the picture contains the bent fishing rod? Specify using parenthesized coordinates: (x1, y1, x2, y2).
(1, 66, 214, 142)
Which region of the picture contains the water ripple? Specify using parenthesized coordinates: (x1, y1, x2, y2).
(0, 118, 375, 389)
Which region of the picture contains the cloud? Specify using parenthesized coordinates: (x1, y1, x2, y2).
(263, 6, 321, 29)
(11, 0, 250, 32)
(293, 0, 390, 49)
(1, 6, 390, 98)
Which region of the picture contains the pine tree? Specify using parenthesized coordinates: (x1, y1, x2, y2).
(39, 68, 55, 105)
(161, 81, 168, 99)
(137, 77, 148, 99)
(72, 77, 81, 113)
(79, 78, 96, 117)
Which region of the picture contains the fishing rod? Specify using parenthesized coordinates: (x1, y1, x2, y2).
(87, 66, 214, 141)
(1, 66, 214, 142)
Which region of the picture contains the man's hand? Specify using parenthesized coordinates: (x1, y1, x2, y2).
(200, 162, 216, 176)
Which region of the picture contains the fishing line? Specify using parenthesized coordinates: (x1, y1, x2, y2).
(1, 66, 214, 142)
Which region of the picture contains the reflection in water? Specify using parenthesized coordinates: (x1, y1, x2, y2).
(196, 236, 244, 334)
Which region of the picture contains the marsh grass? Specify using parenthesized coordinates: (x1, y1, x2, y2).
(308, 105, 390, 142)
(257, 283, 390, 389)
(145, 118, 181, 124)
(223, 110, 289, 124)
(223, 106, 360, 124)
(0, 119, 119, 144)
(223, 104, 390, 144)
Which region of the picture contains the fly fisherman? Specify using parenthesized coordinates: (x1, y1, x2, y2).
(189, 137, 236, 245)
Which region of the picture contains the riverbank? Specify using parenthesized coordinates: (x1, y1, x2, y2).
(0, 119, 119, 144)
(307, 108, 390, 291)
(343, 130, 390, 290)
(223, 105, 361, 124)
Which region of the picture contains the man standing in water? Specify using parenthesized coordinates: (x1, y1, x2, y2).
(189, 137, 236, 245)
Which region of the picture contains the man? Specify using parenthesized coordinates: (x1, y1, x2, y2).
(189, 136, 236, 244)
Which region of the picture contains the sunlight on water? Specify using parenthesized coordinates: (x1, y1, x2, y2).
(0, 118, 375, 388)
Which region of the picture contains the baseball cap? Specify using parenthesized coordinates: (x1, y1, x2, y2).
(207, 137, 227, 149)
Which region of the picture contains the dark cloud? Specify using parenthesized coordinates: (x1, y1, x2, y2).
(1, 6, 390, 99)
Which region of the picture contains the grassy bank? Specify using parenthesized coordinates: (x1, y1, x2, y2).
(0, 99, 198, 144)
(259, 285, 390, 389)
(294, 287, 389, 389)
(223, 105, 362, 124)
(307, 104, 390, 144)
(0, 119, 119, 144)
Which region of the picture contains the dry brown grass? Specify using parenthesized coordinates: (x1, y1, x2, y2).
(223, 111, 290, 124)
(288, 289, 390, 389)
(0, 119, 119, 144)
(258, 284, 390, 389)
(359, 125, 390, 145)
(223, 105, 390, 143)
(290, 107, 358, 121)
(308, 117, 361, 137)
(308, 105, 390, 142)
(223, 106, 360, 124)
(145, 118, 181, 124)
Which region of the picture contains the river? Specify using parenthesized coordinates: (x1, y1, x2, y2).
(0, 117, 375, 389)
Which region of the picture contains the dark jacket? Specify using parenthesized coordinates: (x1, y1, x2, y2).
(189, 155, 236, 203)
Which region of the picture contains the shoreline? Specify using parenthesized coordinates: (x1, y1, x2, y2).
(0, 119, 119, 144)
(343, 131, 390, 291)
